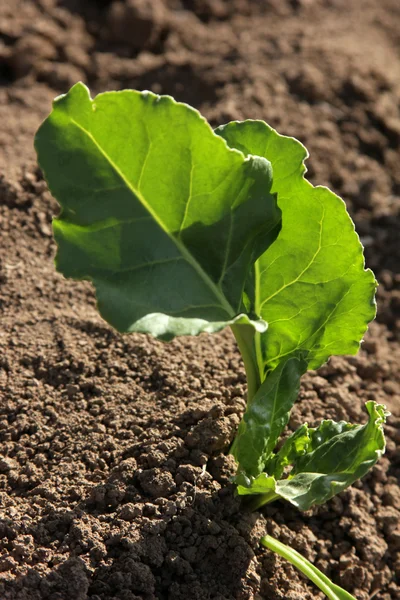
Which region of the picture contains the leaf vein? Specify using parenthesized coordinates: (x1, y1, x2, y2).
(68, 118, 235, 318)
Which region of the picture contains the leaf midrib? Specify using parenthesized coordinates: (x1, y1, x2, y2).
(69, 117, 235, 317)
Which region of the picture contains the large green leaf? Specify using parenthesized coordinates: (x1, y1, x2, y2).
(232, 354, 307, 477)
(215, 121, 377, 372)
(237, 402, 388, 511)
(35, 84, 281, 339)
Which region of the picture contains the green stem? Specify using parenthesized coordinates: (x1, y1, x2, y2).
(230, 323, 263, 458)
(245, 490, 280, 511)
(261, 535, 357, 600)
(231, 323, 261, 403)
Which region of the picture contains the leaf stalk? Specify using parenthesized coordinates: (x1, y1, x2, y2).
(245, 490, 280, 511)
(260, 535, 357, 600)
(230, 323, 262, 403)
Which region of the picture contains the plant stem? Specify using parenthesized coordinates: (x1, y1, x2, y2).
(229, 323, 262, 458)
(245, 490, 280, 511)
(231, 323, 261, 403)
(260, 535, 357, 600)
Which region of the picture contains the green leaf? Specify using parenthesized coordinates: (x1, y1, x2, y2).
(215, 121, 377, 373)
(303, 419, 355, 453)
(235, 402, 388, 512)
(237, 472, 276, 496)
(232, 354, 307, 477)
(261, 535, 357, 600)
(35, 84, 281, 339)
(275, 401, 388, 510)
(265, 423, 311, 480)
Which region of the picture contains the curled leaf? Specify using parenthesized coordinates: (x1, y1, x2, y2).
(237, 402, 388, 512)
(277, 401, 388, 510)
(216, 121, 377, 374)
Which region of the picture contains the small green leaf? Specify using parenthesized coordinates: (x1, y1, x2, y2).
(265, 423, 311, 480)
(232, 354, 307, 477)
(303, 419, 355, 453)
(275, 401, 388, 510)
(237, 472, 276, 496)
(236, 402, 388, 512)
(35, 84, 281, 339)
(216, 121, 377, 374)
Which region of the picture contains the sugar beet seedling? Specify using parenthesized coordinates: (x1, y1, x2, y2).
(35, 83, 387, 600)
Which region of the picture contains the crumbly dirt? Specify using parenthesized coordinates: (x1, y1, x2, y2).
(0, 0, 399, 599)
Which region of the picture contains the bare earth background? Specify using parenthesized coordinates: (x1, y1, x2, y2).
(0, 1, 399, 599)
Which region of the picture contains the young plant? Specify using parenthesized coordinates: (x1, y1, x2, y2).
(35, 83, 387, 600)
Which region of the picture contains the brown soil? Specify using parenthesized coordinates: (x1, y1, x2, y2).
(0, 1, 399, 599)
